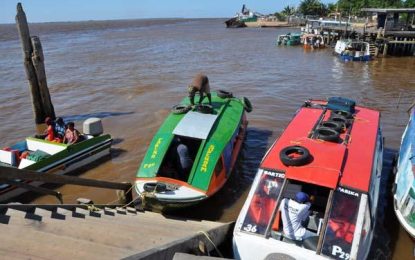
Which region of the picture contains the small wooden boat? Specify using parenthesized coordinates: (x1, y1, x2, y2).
(233, 97, 383, 260)
(334, 39, 377, 61)
(393, 104, 415, 238)
(0, 118, 112, 202)
(135, 91, 251, 211)
(277, 33, 301, 46)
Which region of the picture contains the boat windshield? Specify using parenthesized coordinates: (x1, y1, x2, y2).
(240, 168, 285, 235)
(321, 189, 361, 259)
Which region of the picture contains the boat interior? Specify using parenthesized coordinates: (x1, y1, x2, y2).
(157, 135, 201, 182)
(271, 180, 331, 249)
(0, 138, 66, 169)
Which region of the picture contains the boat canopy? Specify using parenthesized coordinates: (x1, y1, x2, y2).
(173, 111, 218, 140)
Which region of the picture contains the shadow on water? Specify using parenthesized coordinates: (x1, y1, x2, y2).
(163, 127, 273, 222)
(368, 147, 397, 259)
(61, 111, 134, 122)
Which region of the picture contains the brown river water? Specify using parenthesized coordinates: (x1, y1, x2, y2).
(0, 18, 414, 259)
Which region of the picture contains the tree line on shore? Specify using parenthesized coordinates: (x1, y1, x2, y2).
(274, 0, 415, 19)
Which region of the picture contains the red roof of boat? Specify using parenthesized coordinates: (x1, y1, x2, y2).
(261, 103, 380, 192)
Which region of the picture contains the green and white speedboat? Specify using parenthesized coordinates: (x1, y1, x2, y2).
(0, 118, 112, 202)
(135, 91, 251, 211)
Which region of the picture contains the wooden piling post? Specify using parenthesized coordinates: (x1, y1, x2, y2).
(31, 36, 55, 119)
(383, 43, 388, 56)
(15, 3, 55, 133)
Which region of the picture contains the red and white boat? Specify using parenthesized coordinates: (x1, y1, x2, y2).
(233, 97, 383, 260)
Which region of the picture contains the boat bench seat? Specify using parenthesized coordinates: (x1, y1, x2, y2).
(26, 138, 66, 155)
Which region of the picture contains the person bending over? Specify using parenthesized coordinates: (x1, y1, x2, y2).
(188, 73, 212, 106)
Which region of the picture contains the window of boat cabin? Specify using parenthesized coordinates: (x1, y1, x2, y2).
(240, 168, 284, 235)
(321, 188, 361, 260)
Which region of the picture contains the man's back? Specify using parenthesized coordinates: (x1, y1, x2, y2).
(279, 198, 311, 240)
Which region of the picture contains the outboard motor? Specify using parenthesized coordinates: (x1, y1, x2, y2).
(83, 118, 103, 137)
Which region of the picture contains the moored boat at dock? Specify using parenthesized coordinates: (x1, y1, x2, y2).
(334, 39, 377, 61)
(277, 33, 301, 46)
(135, 91, 251, 211)
(393, 104, 415, 238)
(302, 34, 326, 49)
(233, 97, 383, 260)
(0, 118, 112, 202)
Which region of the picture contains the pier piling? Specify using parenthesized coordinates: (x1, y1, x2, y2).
(15, 3, 55, 133)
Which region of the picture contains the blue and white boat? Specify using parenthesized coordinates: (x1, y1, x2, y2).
(334, 39, 376, 62)
(393, 105, 415, 238)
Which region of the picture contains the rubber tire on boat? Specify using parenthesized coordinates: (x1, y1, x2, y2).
(172, 104, 191, 114)
(195, 104, 213, 114)
(217, 90, 233, 99)
(315, 127, 340, 142)
(331, 110, 353, 119)
(242, 97, 253, 113)
(320, 120, 343, 133)
(143, 182, 167, 193)
(329, 115, 350, 128)
(279, 145, 311, 166)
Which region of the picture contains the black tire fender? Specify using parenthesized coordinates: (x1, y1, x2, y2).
(315, 127, 340, 142)
(329, 115, 350, 128)
(195, 104, 213, 114)
(217, 90, 233, 99)
(242, 97, 253, 113)
(331, 110, 353, 119)
(320, 120, 343, 133)
(143, 182, 167, 193)
(279, 145, 311, 166)
(172, 104, 191, 114)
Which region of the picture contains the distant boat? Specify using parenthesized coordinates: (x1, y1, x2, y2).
(334, 39, 377, 61)
(393, 104, 415, 238)
(233, 97, 383, 260)
(225, 4, 260, 28)
(135, 91, 252, 211)
(301, 34, 326, 49)
(277, 33, 301, 46)
(0, 118, 112, 202)
(301, 19, 353, 35)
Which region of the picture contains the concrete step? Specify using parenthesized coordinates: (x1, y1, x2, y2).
(0, 207, 226, 260)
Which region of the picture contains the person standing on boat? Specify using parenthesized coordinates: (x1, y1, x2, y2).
(279, 191, 316, 241)
(188, 73, 212, 106)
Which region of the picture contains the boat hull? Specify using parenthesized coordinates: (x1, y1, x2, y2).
(135, 92, 249, 211)
(0, 135, 112, 202)
(233, 98, 383, 260)
(393, 106, 415, 238)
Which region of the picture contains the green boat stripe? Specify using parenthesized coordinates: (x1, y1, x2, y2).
(35, 139, 112, 172)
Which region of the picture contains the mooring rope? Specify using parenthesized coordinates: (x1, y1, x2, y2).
(197, 230, 224, 258)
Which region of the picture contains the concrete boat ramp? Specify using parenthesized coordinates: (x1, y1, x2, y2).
(0, 204, 232, 259)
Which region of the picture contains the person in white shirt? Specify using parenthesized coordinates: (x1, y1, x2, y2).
(279, 191, 316, 241)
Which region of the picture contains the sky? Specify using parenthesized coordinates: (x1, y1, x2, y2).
(0, 0, 334, 24)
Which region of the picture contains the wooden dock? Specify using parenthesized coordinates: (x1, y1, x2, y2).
(0, 204, 232, 259)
